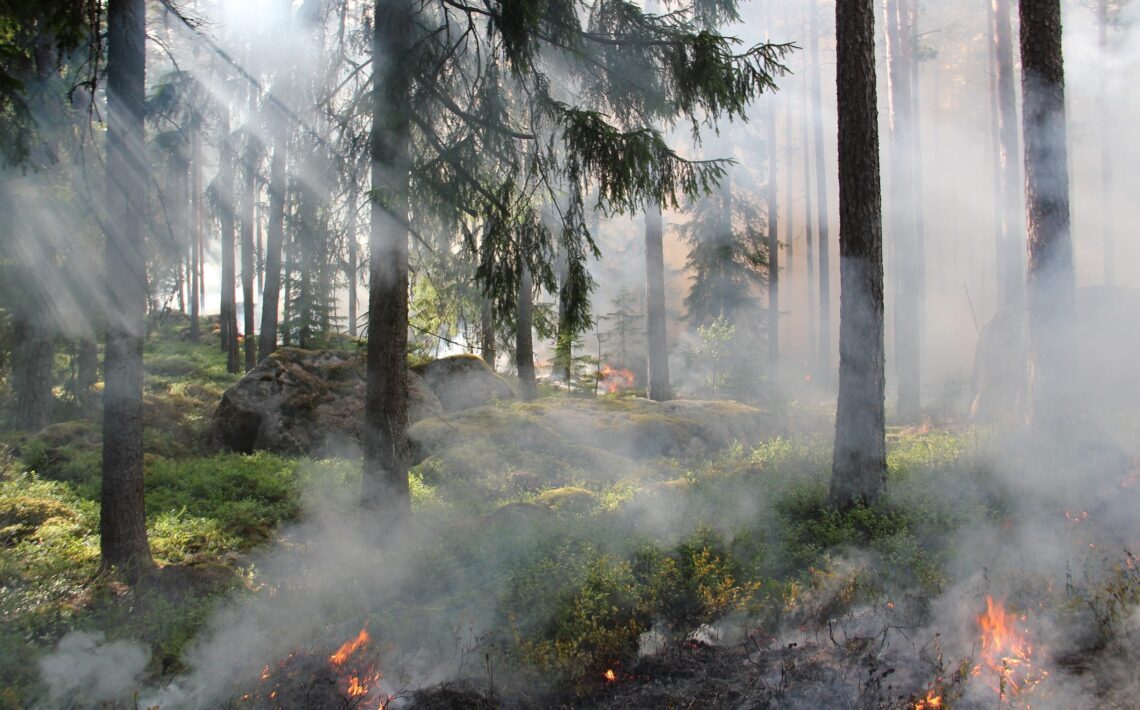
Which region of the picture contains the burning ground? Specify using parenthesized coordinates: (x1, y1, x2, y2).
(2, 329, 1138, 709)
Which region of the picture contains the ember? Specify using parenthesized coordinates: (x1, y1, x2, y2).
(603, 668, 617, 682)
(973, 596, 1048, 702)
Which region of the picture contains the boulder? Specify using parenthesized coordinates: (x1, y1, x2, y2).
(410, 354, 514, 412)
(211, 348, 443, 455)
(971, 286, 1140, 423)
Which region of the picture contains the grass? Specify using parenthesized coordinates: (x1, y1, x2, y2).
(4, 319, 1137, 708)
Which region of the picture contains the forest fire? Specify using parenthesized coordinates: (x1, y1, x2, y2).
(911, 688, 942, 709)
(973, 596, 1048, 702)
(599, 364, 635, 394)
(238, 626, 388, 709)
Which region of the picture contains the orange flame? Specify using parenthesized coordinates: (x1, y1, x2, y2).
(974, 596, 1048, 701)
(330, 627, 370, 665)
(912, 689, 942, 709)
(603, 668, 616, 682)
(600, 364, 635, 394)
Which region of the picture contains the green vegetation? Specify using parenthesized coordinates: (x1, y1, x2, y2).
(2, 323, 1138, 708)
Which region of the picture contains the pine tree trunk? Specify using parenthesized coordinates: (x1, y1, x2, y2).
(480, 298, 495, 369)
(101, 0, 154, 578)
(189, 122, 201, 341)
(801, 69, 818, 368)
(884, 0, 921, 421)
(829, 0, 886, 507)
(259, 117, 286, 361)
(362, 0, 412, 520)
(11, 316, 54, 430)
(1097, 0, 1113, 287)
(783, 92, 795, 299)
(219, 106, 240, 373)
(993, 0, 1023, 307)
(810, 0, 833, 383)
(346, 186, 358, 337)
(516, 266, 538, 400)
(1019, 0, 1076, 433)
(645, 203, 671, 401)
(767, 89, 780, 377)
(77, 337, 98, 411)
(241, 89, 257, 372)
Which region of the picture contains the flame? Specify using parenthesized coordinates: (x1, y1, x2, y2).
(973, 596, 1048, 701)
(603, 668, 616, 682)
(913, 689, 942, 709)
(599, 365, 635, 394)
(330, 627, 370, 665)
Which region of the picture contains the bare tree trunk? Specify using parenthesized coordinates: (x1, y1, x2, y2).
(1098, 0, 1113, 286)
(784, 93, 795, 298)
(993, 0, 1024, 307)
(830, 0, 887, 507)
(77, 337, 98, 411)
(259, 114, 286, 361)
(480, 298, 495, 369)
(1020, 0, 1076, 433)
(189, 124, 201, 343)
(767, 91, 780, 377)
(644, 203, 671, 401)
(362, 0, 412, 520)
(516, 265, 538, 400)
(884, 0, 921, 421)
(11, 317, 54, 430)
(801, 68, 817, 369)
(218, 105, 240, 373)
(811, 0, 833, 383)
(241, 88, 258, 372)
(346, 185, 359, 337)
(101, 0, 154, 578)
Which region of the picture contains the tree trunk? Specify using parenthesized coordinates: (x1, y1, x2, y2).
(102, 0, 154, 578)
(1097, 0, 1113, 287)
(241, 89, 258, 372)
(259, 117, 286, 362)
(644, 203, 671, 400)
(993, 0, 1023, 308)
(811, 0, 833, 383)
(77, 337, 98, 411)
(801, 68, 817, 369)
(884, 0, 921, 421)
(361, 0, 413, 520)
(218, 106, 240, 373)
(516, 266, 538, 400)
(480, 297, 495, 369)
(766, 91, 780, 376)
(11, 316, 54, 430)
(1019, 0, 1076, 433)
(784, 91, 795, 301)
(829, 0, 886, 507)
(346, 186, 359, 337)
(189, 124, 201, 343)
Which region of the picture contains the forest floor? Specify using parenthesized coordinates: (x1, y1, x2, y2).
(1, 320, 1138, 709)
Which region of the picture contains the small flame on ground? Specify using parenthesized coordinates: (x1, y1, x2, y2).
(974, 596, 1048, 701)
(603, 668, 616, 682)
(330, 627, 370, 665)
(599, 364, 635, 394)
(912, 689, 942, 709)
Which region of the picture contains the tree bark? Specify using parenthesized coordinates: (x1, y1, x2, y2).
(241, 88, 258, 372)
(516, 265, 538, 400)
(993, 0, 1024, 307)
(218, 105, 240, 373)
(1019, 0, 1076, 433)
(829, 0, 886, 507)
(259, 116, 287, 362)
(102, 0, 154, 578)
(811, 0, 833, 383)
(189, 123, 201, 343)
(362, 0, 413, 521)
(480, 297, 495, 369)
(644, 203, 671, 400)
(801, 69, 817, 369)
(767, 94, 780, 377)
(11, 316, 54, 430)
(884, 0, 921, 421)
(346, 185, 359, 337)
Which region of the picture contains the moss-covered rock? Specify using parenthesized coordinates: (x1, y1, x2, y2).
(411, 354, 515, 412)
(0, 496, 76, 544)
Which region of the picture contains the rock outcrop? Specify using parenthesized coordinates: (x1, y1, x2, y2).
(212, 350, 512, 455)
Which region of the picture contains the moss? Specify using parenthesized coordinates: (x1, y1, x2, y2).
(535, 486, 598, 515)
(0, 495, 77, 544)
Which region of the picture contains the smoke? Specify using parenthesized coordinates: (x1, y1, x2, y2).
(36, 632, 151, 708)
